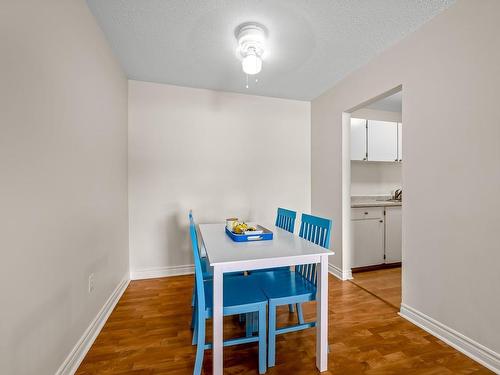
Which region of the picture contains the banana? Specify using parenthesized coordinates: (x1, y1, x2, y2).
(232, 222, 249, 234)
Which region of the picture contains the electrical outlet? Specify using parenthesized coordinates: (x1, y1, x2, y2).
(88, 273, 95, 294)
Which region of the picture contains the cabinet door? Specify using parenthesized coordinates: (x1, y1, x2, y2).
(385, 206, 402, 263)
(397, 123, 403, 162)
(352, 218, 385, 268)
(367, 120, 398, 161)
(351, 118, 367, 161)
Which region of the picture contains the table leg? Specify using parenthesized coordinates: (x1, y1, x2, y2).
(213, 266, 223, 375)
(316, 255, 328, 371)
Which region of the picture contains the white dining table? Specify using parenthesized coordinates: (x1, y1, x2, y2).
(198, 223, 334, 374)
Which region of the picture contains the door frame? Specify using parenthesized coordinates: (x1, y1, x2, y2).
(341, 85, 403, 280)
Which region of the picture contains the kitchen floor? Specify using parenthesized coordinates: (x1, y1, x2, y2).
(350, 267, 402, 309)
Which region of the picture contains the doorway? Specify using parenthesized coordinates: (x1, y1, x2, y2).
(342, 87, 403, 309)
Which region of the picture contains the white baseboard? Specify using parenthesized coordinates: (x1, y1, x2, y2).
(400, 304, 500, 374)
(56, 274, 130, 375)
(130, 264, 194, 280)
(344, 268, 353, 280)
(328, 263, 353, 281)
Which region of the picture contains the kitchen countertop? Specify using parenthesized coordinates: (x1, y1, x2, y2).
(351, 195, 402, 208)
(351, 200, 402, 208)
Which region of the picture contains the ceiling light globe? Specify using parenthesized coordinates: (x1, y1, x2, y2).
(242, 53, 262, 75)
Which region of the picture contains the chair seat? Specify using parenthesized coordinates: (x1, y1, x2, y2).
(204, 274, 267, 315)
(251, 266, 290, 274)
(256, 270, 316, 300)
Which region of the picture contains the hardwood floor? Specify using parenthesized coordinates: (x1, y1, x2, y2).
(351, 268, 402, 309)
(77, 274, 492, 374)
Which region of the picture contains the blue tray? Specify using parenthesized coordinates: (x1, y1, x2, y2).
(225, 225, 273, 242)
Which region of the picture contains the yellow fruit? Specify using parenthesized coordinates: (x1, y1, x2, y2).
(232, 222, 249, 234)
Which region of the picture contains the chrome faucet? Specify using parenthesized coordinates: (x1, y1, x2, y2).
(393, 189, 402, 201)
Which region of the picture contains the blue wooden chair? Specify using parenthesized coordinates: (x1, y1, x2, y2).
(248, 208, 297, 324)
(258, 213, 332, 367)
(275, 207, 296, 232)
(189, 218, 268, 374)
(251, 208, 296, 275)
(189, 211, 244, 329)
(189, 211, 211, 328)
(189, 211, 212, 279)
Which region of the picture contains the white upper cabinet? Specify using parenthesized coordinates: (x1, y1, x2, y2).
(367, 120, 398, 162)
(350, 118, 401, 162)
(397, 122, 403, 162)
(351, 118, 367, 161)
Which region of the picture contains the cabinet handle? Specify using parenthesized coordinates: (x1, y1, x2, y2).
(379, 220, 384, 223)
(394, 158, 398, 161)
(364, 212, 368, 215)
(363, 157, 367, 161)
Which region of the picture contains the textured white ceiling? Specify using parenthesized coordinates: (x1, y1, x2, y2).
(86, 0, 455, 100)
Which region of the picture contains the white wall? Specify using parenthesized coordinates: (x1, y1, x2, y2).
(351, 162, 402, 196)
(0, 1, 129, 374)
(128, 81, 311, 278)
(312, 0, 500, 365)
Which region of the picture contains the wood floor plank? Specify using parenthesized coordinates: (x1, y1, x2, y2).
(76, 274, 492, 374)
(351, 267, 402, 309)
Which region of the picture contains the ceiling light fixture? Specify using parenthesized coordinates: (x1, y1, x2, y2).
(235, 22, 267, 78)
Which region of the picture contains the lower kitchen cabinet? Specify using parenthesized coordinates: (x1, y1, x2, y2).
(352, 208, 385, 268)
(352, 205, 402, 269)
(385, 206, 402, 263)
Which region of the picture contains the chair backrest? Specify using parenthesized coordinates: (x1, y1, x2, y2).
(297, 213, 332, 285)
(189, 211, 206, 315)
(275, 208, 296, 233)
